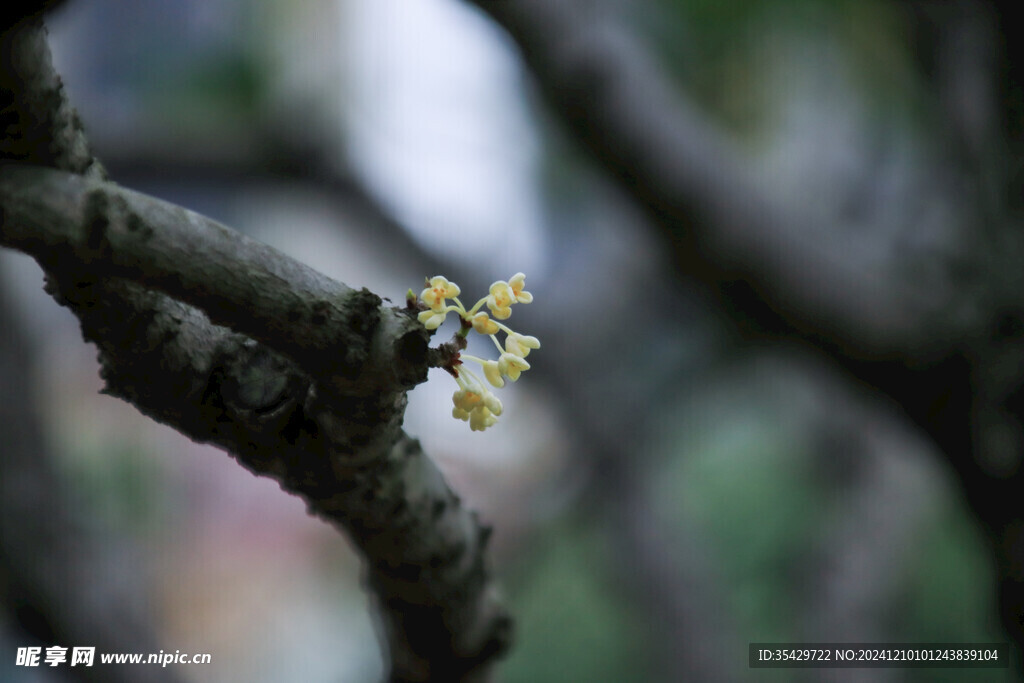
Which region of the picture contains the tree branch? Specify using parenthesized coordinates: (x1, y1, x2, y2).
(0, 14, 103, 178)
(0, 137, 511, 683)
(1, 16, 511, 681)
(0, 165, 428, 399)
(49, 274, 508, 681)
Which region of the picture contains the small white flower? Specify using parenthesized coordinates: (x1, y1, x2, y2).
(472, 312, 499, 335)
(505, 332, 540, 358)
(418, 309, 447, 330)
(482, 359, 504, 388)
(508, 272, 533, 304)
(452, 387, 482, 410)
(498, 352, 530, 381)
(469, 406, 499, 432)
(484, 392, 503, 416)
(452, 386, 502, 431)
(486, 281, 514, 319)
(421, 276, 460, 312)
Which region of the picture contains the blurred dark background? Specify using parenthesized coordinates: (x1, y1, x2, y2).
(0, 0, 1018, 681)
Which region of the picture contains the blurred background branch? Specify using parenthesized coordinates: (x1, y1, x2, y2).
(466, 0, 1024, 667)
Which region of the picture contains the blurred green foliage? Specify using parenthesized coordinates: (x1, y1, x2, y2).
(159, 54, 266, 115)
(62, 441, 170, 536)
(500, 379, 1016, 680)
(895, 505, 1017, 681)
(639, 0, 922, 135)
(502, 518, 653, 682)
(661, 412, 823, 644)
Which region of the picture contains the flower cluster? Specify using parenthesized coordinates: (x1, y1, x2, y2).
(413, 273, 539, 432)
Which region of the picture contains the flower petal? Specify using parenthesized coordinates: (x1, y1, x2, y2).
(509, 273, 532, 303)
(472, 312, 499, 335)
(418, 310, 446, 329)
(483, 360, 505, 388)
(505, 333, 540, 357)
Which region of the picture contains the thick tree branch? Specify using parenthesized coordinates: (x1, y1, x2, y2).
(0, 14, 103, 178)
(1, 16, 511, 681)
(0, 143, 510, 683)
(44, 275, 509, 682)
(0, 165, 428, 400)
